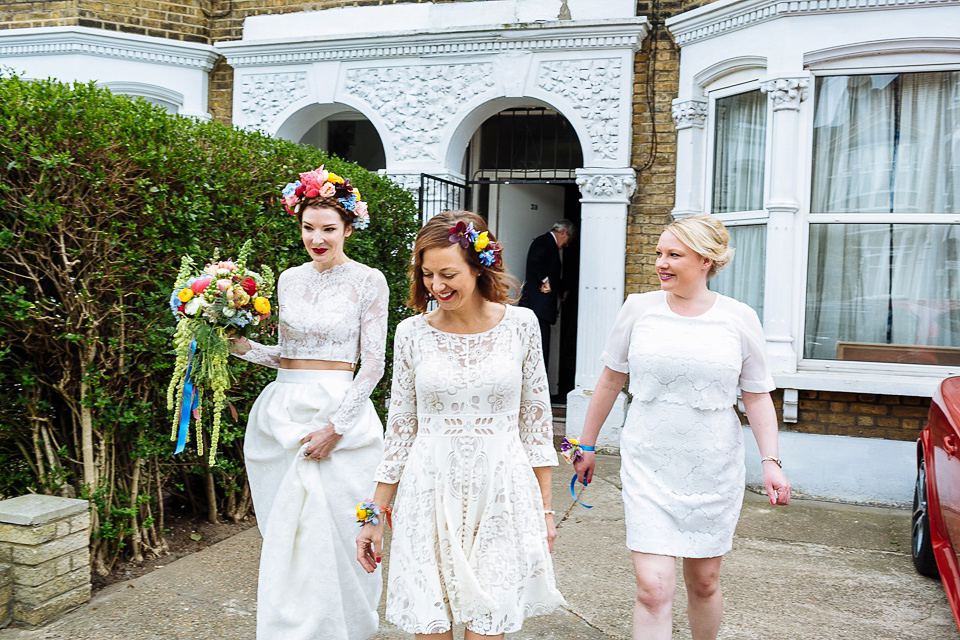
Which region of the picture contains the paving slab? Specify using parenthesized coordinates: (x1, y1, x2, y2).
(0, 454, 954, 639)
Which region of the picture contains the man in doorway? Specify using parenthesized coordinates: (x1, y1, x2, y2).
(519, 219, 576, 370)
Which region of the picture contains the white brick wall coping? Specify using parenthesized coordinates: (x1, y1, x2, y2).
(666, 0, 960, 46)
(216, 19, 649, 67)
(0, 496, 88, 527)
(0, 26, 219, 71)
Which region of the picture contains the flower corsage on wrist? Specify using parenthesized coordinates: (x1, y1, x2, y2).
(559, 438, 595, 509)
(356, 500, 392, 528)
(560, 437, 595, 464)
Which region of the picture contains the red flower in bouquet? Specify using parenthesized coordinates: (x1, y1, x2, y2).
(240, 276, 257, 295)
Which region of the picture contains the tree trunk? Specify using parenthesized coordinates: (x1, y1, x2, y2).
(79, 339, 97, 490)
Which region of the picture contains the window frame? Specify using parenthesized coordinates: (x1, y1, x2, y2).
(796, 66, 960, 379)
(701, 79, 773, 322)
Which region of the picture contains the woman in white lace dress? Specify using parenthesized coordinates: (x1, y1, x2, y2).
(573, 214, 790, 640)
(356, 211, 566, 639)
(230, 166, 387, 640)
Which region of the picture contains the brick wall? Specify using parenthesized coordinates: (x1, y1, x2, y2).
(76, 0, 208, 42)
(780, 390, 931, 441)
(0, 0, 77, 30)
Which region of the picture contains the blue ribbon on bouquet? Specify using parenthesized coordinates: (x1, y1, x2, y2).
(175, 339, 199, 455)
(569, 474, 593, 509)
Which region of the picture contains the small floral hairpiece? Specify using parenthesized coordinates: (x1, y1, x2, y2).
(282, 165, 370, 230)
(448, 221, 503, 267)
(356, 500, 392, 528)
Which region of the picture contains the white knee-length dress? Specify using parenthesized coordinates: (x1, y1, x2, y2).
(374, 305, 566, 635)
(600, 291, 775, 558)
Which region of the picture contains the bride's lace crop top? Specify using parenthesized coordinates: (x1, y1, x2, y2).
(232, 261, 389, 435)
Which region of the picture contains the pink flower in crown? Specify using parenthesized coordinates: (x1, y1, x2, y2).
(354, 200, 368, 217)
(300, 170, 324, 198)
(319, 182, 336, 198)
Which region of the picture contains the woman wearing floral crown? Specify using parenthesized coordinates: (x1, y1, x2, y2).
(356, 211, 566, 639)
(230, 166, 388, 640)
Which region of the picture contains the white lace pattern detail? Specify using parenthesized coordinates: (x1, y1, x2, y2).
(233, 261, 389, 435)
(605, 292, 776, 558)
(375, 306, 564, 633)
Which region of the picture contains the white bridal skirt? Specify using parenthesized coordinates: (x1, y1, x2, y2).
(245, 368, 384, 640)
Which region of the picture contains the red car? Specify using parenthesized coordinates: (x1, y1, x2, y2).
(914, 376, 960, 632)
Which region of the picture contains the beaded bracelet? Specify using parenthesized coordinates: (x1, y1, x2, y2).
(356, 500, 393, 528)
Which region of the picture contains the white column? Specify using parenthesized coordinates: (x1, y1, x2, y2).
(759, 75, 810, 374)
(671, 98, 708, 217)
(564, 168, 636, 451)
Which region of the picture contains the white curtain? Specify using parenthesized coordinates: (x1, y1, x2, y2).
(710, 224, 765, 319)
(713, 90, 767, 213)
(805, 71, 960, 362)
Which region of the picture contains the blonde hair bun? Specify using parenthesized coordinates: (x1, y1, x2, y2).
(665, 213, 734, 277)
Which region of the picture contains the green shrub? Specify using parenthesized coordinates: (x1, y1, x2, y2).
(0, 76, 419, 571)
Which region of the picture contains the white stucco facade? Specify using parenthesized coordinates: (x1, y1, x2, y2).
(0, 26, 218, 119)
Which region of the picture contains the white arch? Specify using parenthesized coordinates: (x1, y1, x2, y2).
(442, 95, 590, 175)
(271, 98, 392, 163)
(693, 56, 768, 94)
(98, 81, 184, 113)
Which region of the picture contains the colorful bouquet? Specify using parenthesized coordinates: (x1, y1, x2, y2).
(166, 240, 275, 464)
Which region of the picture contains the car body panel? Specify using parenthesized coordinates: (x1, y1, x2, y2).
(920, 376, 960, 632)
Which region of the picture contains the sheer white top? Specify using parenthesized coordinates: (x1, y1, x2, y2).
(600, 290, 774, 396)
(233, 261, 389, 435)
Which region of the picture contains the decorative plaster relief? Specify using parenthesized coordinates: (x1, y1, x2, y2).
(347, 64, 495, 162)
(381, 172, 423, 195)
(671, 99, 708, 130)
(240, 72, 308, 131)
(537, 59, 622, 160)
(760, 77, 809, 111)
(576, 171, 636, 202)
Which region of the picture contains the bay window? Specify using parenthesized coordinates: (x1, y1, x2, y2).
(804, 71, 960, 366)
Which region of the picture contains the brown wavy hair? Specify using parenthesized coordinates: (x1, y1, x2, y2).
(407, 211, 519, 313)
(296, 196, 356, 229)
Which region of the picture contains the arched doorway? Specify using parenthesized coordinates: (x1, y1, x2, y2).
(276, 103, 386, 172)
(464, 107, 584, 401)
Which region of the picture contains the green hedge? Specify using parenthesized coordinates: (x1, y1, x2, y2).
(0, 75, 419, 571)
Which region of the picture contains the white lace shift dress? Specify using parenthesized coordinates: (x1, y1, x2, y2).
(600, 290, 775, 558)
(374, 305, 566, 635)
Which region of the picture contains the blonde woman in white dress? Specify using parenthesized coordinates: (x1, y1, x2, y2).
(573, 214, 791, 640)
(231, 167, 387, 640)
(356, 211, 566, 639)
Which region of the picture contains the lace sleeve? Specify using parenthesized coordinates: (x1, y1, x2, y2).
(373, 320, 418, 484)
(517, 309, 559, 467)
(231, 340, 281, 368)
(327, 269, 389, 435)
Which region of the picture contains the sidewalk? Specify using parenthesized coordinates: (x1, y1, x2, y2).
(1, 454, 955, 639)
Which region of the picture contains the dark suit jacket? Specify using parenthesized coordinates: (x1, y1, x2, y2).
(519, 232, 564, 324)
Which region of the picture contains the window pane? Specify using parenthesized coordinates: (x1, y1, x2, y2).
(709, 224, 765, 319)
(712, 90, 767, 213)
(804, 224, 960, 365)
(812, 72, 960, 214)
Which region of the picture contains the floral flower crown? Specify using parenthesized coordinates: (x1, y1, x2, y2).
(282, 165, 370, 230)
(448, 221, 503, 267)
